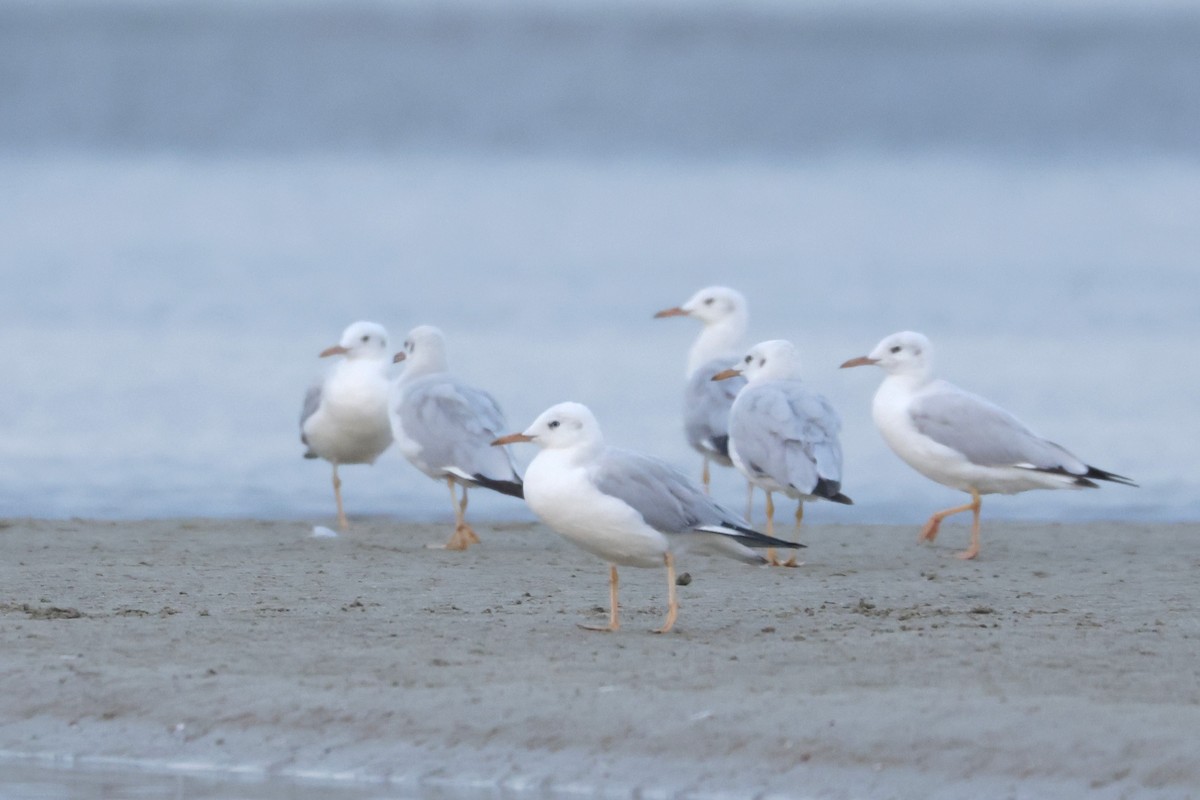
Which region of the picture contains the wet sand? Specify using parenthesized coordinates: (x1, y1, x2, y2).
(1, 518, 1197, 798)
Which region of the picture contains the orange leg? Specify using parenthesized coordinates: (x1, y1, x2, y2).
(430, 479, 478, 550)
(918, 489, 983, 559)
(701, 456, 711, 495)
(956, 490, 983, 560)
(457, 485, 481, 544)
(580, 565, 620, 632)
(654, 552, 678, 634)
(781, 502, 805, 568)
(331, 462, 348, 532)
(764, 491, 779, 566)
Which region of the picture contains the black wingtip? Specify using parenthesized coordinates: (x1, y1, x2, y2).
(813, 478, 854, 505)
(470, 474, 525, 499)
(1033, 465, 1137, 489)
(719, 521, 806, 549)
(1084, 466, 1138, 488)
(708, 434, 731, 460)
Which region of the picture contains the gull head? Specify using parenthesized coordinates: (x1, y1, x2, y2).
(841, 331, 933, 379)
(492, 402, 602, 451)
(725, 339, 803, 384)
(654, 285, 747, 326)
(320, 321, 389, 360)
(394, 324, 448, 371)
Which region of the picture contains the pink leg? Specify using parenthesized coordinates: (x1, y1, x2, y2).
(579, 565, 621, 632)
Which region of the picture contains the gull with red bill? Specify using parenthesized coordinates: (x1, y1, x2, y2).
(390, 325, 523, 551)
(713, 339, 852, 566)
(841, 331, 1136, 559)
(653, 286, 752, 503)
(300, 321, 394, 532)
(492, 401, 801, 634)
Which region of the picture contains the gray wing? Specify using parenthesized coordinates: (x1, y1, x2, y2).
(730, 381, 844, 493)
(299, 383, 322, 450)
(683, 356, 743, 462)
(399, 375, 520, 480)
(592, 447, 739, 534)
(911, 382, 1086, 472)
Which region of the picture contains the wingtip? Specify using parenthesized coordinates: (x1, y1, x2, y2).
(1025, 464, 1136, 489)
(1085, 466, 1138, 488)
(471, 473, 525, 499)
(441, 467, 525, 498)
(710, 522, 806, 549)
(705, 434, 731, 460)
(813, 478, 853, 505)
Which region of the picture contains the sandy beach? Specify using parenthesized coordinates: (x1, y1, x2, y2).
(1, 518, 1197, 798)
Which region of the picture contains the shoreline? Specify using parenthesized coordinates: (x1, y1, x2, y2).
(2, 519, 1198, 798)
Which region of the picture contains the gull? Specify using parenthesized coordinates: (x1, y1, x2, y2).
(841, 331, 1136, 559)
(492, 401, 802, 633)
(300, 321, 394, 532)
(390, 325, 523, 550)
(654, 286, 756, 519)
(714, 340, 852, 567)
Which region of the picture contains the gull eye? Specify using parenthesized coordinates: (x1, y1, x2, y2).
(361, 335, 370, 343)
(704, 297, 714, 305)
(890, 345, 902, 354)
(744, 355, 752, 364)
(758, 358, 766, 367)
(548, 420, 560, 430)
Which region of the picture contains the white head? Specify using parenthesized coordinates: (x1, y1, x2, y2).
(493, 401, 604, 452)
(841, 331, 934, 381)
(393, 324, 449, 375)
(737, 339, 803, 383)
(685, 286, 746, 325)
(655, 286, 749, 374)
(320, 321, 389, 361)
(656, 286, 748, 326)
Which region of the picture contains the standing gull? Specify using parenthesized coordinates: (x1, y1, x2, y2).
(714, 340, 852, 566)
(492, 402, 801, 633)
(390, 325, 523, 550)
(841, 331, 1136, 559)
(654, 286, 752, 505)
(300, 321, 394, 532)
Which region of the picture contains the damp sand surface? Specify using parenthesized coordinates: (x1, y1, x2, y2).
(1, 518, 1198, 798)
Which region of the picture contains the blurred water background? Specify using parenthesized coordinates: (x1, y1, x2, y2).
(2, 0, 1198, 525)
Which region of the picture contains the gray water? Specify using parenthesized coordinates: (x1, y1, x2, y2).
(2, 0, 1198, 527)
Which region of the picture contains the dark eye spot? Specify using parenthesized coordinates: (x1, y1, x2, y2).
(890, 345, 901, 354)
(548, 420, 560, 430)
(744, 355, 752, 363)
(759, 358, 766, 367)
(704, 297, 714, 305)
(361, 335, 370, 343)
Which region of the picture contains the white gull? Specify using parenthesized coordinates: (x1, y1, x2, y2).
(654, 285, 755, 513)
(715, 339, 852, 567)
(841, 331, 1136, 559)
(300, 321, 394, 532)
(390, 325, 523, 550)
(492, 401, 801, 633)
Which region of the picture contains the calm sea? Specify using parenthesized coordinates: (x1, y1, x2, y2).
(2, 0, 1197, 525)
